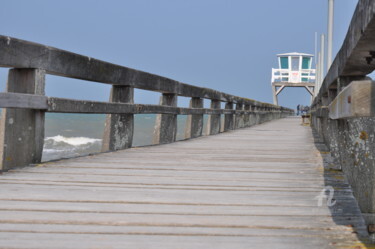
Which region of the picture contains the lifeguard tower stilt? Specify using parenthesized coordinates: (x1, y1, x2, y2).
(271, 52, 316, 106)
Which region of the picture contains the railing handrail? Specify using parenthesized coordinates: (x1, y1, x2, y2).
(312, 0, 375, 107)
(0, 35, 288, 110)
(272, 68, 316, 72)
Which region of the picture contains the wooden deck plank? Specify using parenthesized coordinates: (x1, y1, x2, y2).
(0, 117, 370, 248)
(0, 232, 352, 249)
(0, 200, 360, 216)
(0, 223, 359, 237)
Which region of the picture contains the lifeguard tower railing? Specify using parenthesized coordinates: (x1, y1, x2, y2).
(271, 68, 316, 83)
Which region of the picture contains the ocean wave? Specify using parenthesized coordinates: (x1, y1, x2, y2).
(43, 135, 102, 162)
(45, 135, 101, 146)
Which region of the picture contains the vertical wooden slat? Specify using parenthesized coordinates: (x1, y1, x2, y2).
(0, 69, 45, 171)
(207, 99, 221, 135)
(153, 93, 177, 144)
(185, 97, 203, 139)
(102, 86, 134, 152)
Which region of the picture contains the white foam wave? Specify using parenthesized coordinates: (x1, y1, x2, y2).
(45, 135, 101, 146)
(43, 148, 64, 153)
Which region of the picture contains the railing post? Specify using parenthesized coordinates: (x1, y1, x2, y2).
(262, 107, 266, 122)
(254, 106, 260, 124)
(0, 69, 45, 171)
(250, 106, 257, 126)
(185, 97, 203, 139)
(244, 104, 251, 127)
(266, 107, 271, 121)
(224, 102, 234, 131)
(207, 99, 221, 135)
(153, 93, 177, 144)
(102, 86, 134, 152)
(235, 103, 244, 129)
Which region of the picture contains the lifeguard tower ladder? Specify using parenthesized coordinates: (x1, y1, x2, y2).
(271, 52, 316, 106)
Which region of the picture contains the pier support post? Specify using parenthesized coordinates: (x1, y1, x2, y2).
(272, 85, 278, 106)
(249, 106, 257, 126)
(185, 97, 203, 139)
(262, 108, 267, 122)
(207, 99, 221, 135)
(254, 106, 260, 124)
(235, 103, 244, 129)
(224, 102, 234, 131)
(266, 107, 271, 121)
(153, 93, 177, 144)
(0, 69, 45, 171)
(102, 86, 134, 152)
(244, 104, 251, 127)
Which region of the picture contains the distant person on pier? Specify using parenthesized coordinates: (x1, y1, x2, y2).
(296, 104, 300, 115)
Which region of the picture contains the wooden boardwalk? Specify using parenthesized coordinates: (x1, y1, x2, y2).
(0, 117, 370, 248)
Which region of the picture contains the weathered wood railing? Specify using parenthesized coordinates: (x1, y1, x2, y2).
(0, 35, 293, 172)
(311, 0, 375, 229)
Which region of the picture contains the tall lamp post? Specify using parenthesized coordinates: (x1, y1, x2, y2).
(327, 0, 334, 70)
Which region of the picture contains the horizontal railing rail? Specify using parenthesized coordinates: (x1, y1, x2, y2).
(0, 36, 285, 108)
(0, 35, 293, 172)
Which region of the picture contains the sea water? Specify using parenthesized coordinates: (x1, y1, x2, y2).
(42, 113, 210, 162)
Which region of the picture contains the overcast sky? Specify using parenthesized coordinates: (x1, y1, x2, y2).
(0, 0, 358, 109)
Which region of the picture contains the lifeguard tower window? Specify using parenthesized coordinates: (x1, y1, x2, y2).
(280, 57, 288, 69)
(291, 57, 300, 71)
(302, 57, 310, 69)
(302, 57, 311, 82)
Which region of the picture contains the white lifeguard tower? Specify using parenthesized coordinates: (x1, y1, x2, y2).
(271, 52, 316, 106)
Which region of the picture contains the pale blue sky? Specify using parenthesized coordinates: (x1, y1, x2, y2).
(0, 0, 358, 109)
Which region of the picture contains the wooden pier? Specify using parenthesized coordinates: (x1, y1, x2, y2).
(0, 117, 369, 248)
(2, 0, 375, 247)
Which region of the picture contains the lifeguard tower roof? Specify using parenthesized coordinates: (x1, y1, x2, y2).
(277, 52, 314, 57)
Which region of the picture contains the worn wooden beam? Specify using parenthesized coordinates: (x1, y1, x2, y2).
(0, 92, 47, 109)
(0, 69, 45, 171)
(184, 97, 203, 139)
(329, 80, 375, 119)
(235, 103, 244, 129)
(244, 104, 251, 127)
(153, 94, 178, 144)
(275, 86, 286, 96)
(102, 86, 134, 152)
(224, 102, 234, 131)
(314, 0, 375, 103)
(47, 97, 228, 115)
(207, 100, 221, 135)
(272, 82, 316, 87)
(0, 35, 291, 111)
(304, 86, 314, 96)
